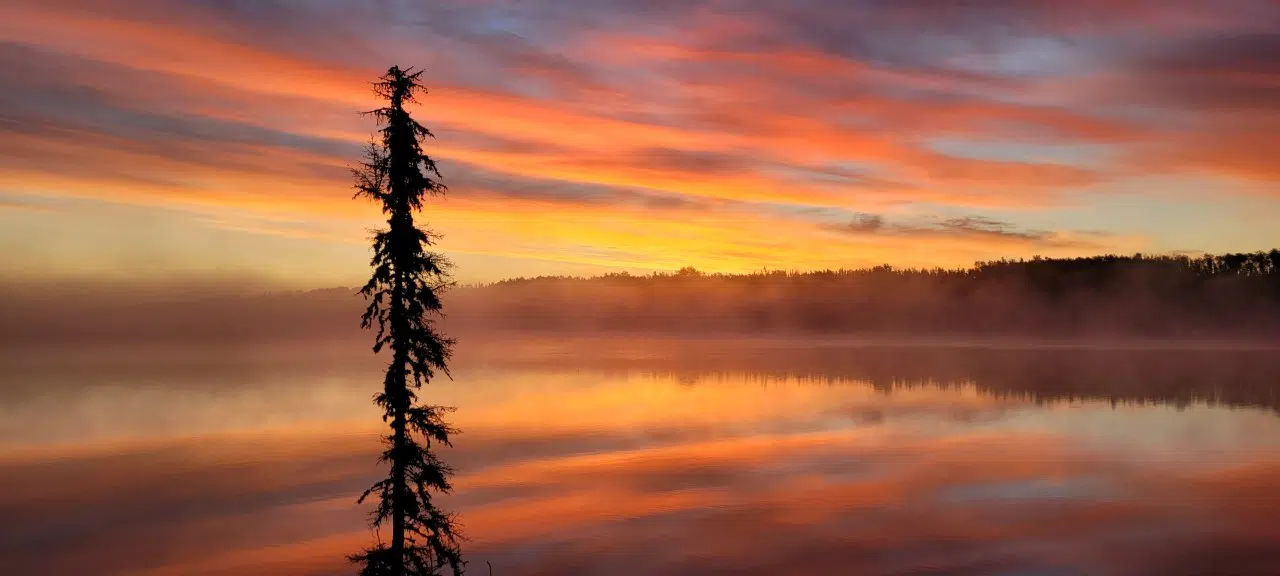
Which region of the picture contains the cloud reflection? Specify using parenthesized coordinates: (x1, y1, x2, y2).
(2, 340, 1279, 574)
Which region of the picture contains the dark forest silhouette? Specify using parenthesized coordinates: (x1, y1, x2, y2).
(6, 251, 1280, 344)
(454, 251, 1280, 337)
(349, 66, 463, 576)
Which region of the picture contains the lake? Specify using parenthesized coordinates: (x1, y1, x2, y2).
(2, 337, 1279, 575)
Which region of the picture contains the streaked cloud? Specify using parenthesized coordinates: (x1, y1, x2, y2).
(1, 0, 1278, 282)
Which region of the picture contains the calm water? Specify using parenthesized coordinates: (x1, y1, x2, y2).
(2, 338, 1279, 575)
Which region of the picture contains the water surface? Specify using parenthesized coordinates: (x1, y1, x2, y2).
(2, 338, 1279, 575)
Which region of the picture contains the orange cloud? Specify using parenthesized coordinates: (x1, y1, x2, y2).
(0, 0, 1273, 282)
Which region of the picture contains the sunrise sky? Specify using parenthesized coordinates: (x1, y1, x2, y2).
(2, 0, 1278, 286)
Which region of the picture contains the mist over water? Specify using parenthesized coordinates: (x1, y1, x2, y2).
(6, 253, 1280, 346)
(3, 337, 1278, 575)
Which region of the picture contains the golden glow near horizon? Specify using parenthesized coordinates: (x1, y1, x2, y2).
(1, 1, 1279, 284)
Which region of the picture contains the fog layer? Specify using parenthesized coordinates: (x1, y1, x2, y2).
(5, 252, 1280, 345)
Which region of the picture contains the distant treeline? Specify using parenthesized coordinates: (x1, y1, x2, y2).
(5, 252, 1280, 345)
(449, 251, 1280, 337)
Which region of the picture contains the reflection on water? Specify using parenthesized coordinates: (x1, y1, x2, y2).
(2, 338, 1279, 575)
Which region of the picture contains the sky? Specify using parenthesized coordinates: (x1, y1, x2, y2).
(1, 0, 1279, 286)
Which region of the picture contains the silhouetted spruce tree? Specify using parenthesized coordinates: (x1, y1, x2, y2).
(350, 66, 463, 576)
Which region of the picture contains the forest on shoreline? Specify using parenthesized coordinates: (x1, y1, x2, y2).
(6, 251, 1280, 344)
(460, 251, 1280, 337)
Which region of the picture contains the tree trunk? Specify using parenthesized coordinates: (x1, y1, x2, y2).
(391, 261, 408, 575)
(392, 399, 406, 574)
